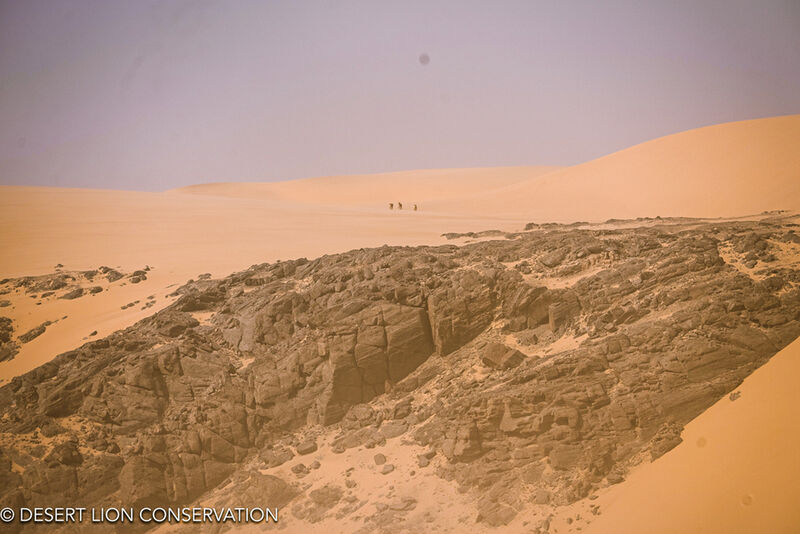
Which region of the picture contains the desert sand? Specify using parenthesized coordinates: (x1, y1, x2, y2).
(173, 166, 562, 207)
(428, 114, 800, 220)
(1, 115, 799, 533)
(179, 115, 800, 221)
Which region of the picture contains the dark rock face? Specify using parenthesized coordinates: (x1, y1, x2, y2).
(0, 216, 799, 529)
(18, 321, 51, 344)
(428, 269, 496, 355)
(0, 316, 18, 362)
(59, 288, 84, 300)
(320, 302, 434, 424)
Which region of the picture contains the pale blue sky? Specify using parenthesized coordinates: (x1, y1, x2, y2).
(1, 0, 798, 190)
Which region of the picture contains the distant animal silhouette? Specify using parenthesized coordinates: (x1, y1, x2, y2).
(398, 202, 403, 210)
(389, 203, 394, 210)
(413, 204, 418, 211)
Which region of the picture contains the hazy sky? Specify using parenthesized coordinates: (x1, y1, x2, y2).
(1, 0, 799, 190)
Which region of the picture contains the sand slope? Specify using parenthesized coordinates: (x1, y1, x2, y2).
(429, 114, 800, 221)
(576, 336, 800, 534)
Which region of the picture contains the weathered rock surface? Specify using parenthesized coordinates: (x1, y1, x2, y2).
(0, 266, 141, 303)
(0, 316, 18, 362)
(482, 342, 526, 369)
(18, 321, 51, 344)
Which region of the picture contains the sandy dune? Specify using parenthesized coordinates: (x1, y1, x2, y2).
(179, 115, 800, 222)
(429, 114, 800, 220)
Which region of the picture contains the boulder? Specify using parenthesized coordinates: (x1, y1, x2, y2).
(296, 440, 318, 455)
(482, 342, 526, 369)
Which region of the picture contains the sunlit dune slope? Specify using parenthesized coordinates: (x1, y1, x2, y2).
(428, 114, 800, 221)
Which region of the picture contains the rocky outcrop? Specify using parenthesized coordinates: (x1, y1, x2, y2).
(427, 270, 496, 355)
(59, 288, 84, 300)
(0, 316, 18, 362)
(0, 216, 799, 531)
(320, 303, 434, 424)
(0, 266, 141, 302)
(18, 322, 51, 344)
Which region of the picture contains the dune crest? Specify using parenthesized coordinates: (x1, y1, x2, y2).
(175, 115, 800, 222)
(429, 114, 800, 220)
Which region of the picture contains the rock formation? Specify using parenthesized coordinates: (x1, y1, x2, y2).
(0, 215, 798, 532)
